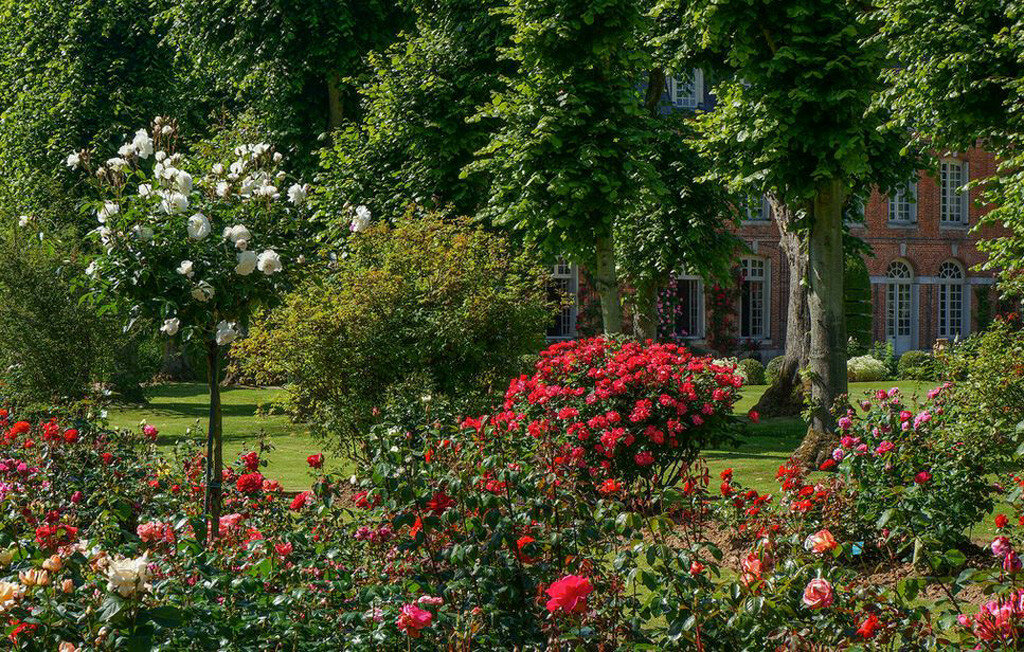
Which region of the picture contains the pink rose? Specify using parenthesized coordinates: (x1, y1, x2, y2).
(874, 441, 894, 456)
(396, 603, 433, 637)
(545, 575, 593, 614)
(802, 578, 834, 610)
(992, 536, 1013, 557)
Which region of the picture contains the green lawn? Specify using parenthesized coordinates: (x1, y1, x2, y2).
(106, 383, 326, 490)
(108, 380, 936, 493)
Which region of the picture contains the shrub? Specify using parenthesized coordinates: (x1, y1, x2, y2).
(235, 214, 553, 455)
(846, 355, 888, 382)
(936, 319, 1024, 464)
(867, 340, 898, 377)
(737, 358, 765, 385)
(829, 386, 993, 548)
(765, 355, 785, 385)
(491, 337, 742, 488)
(896, 350, 934, 381)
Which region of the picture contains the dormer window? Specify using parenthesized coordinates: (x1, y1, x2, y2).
(669, 69, 704, 109)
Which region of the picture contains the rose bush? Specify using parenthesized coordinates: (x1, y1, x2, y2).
(489, 337, 742, 490)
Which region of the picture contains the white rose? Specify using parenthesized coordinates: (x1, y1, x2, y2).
(215, 321, 238, 346)
(255, 184, 279, 199)
(186, 213, 211, 240)
(85, 260, 99, 278)
(161, 125, 172, 135)
(118, 143, 134, 157)
(65, 152, 81, 169)
(106, 157, 129, 172)
(235, 250, 257, 275)
(18, 215, 31, 228)
(132, 129, 153, 159)
(97, 202, 119, 222)
(191, 281, 214, 302)
(175, 171, 193, 194)
(160, 318, 180, 336)
(215, 181, 230, 198)
(350, 205, 371, 233)
(223, 224, 251, 245)
(160, 192, 189, 215)
(138, 183, 153, 198)
(176, 260, 194, 278)
(256, 250, 282, 275)
(106, 554, 150, 598)
(155, 151, 166, 162)
(287, 183, 306, 206)
(273, 152, 283, 162)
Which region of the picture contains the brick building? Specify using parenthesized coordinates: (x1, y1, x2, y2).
(547, 70, 1002, 358)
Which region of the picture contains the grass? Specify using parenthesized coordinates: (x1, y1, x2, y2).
(108, 380, 936, 493)
(106, 383, 325, 490)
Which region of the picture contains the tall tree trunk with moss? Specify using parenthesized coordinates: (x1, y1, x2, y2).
(795, 179, 849, 467)
(754, 197, 809, 418)
(327, 71, 344, 130)
(594, 235, 623, 334)
(203, 337, 224, 544)
(631, 280, 659, 340)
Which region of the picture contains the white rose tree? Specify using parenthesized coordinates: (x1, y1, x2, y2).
(70, 117, 313, 542)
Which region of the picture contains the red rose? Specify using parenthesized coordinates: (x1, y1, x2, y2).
(819, 459, 836, 471)
(747, 410, 760, 423)
(996, 514, 1009, 529)
(426, 491, 456, 515)
(914, 471, 932, 484)
(516, 535, 537, 563)
(306, 453, 324, 469)
(290, 491, 312, 511)
(856, 613, 881, 639)
(235, 472, 264, 495)
(241, 451, 260, 472)
(597, 479, 622, 495)
(545, 575, 593, 614)
(101, 452, 113, 465)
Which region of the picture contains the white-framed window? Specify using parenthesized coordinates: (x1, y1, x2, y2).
(741, 194, 771, 222)
(669, 69, 704, 109)
(739, 257, 769, 340)
(940, 159, 969, 225)
(886, 260, 913, 342)
(546, 259, 578, 340)
(888, 181, 918, 224)
(673, 274, 705, 339)
(937, 260, 967, 338)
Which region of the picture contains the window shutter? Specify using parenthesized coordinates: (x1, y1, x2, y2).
(694, 68, 704, 105)
(697, 280, 706, 338)
(763, 260, 772, 340)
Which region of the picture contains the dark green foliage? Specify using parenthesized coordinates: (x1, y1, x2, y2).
(317, 0, 510, 226)
(845, 254, 872, 352)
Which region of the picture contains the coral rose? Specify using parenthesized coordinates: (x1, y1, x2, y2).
(802, 578, 834, 610)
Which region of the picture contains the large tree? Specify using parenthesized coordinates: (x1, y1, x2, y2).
(0, 0, 202, 227)
(317, 0, 511, 226)
(877, 0, 1024, 296)
(164, 0, 409, 168)
(467, 0, 659, 334)
(660, 0, 917, 454)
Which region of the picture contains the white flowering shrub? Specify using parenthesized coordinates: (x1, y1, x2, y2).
(69, 117, 314, 345)
(846, 355, 888, 382)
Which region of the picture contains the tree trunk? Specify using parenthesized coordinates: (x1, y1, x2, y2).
(754, 197, 809, 418)
(204, 338, 224, 544)
(795, 179, 849, 467)
(631, 280, 659, 340)
(327, 71, 344, 130)
(594, 235, 624, 334)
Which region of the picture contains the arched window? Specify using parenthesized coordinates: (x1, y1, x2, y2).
(886, 261, 914, 352)
(937, 261, 966, 338)
(739, 257, 769, 339)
